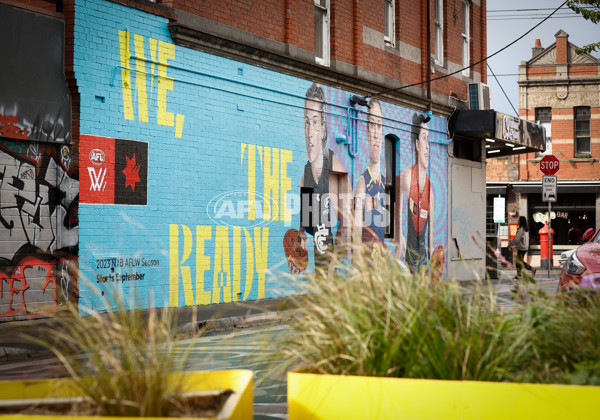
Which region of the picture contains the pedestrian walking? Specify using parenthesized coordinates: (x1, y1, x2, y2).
(509, 216, 536, 279)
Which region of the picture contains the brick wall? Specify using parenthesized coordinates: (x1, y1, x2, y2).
(162, 0, 485, 105)
(73, 0, 452, 313)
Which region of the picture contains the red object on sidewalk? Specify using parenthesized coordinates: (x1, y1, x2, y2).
(539, 221, 554, 261)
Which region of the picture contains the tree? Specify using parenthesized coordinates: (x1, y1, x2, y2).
(567, 0, 600, 54)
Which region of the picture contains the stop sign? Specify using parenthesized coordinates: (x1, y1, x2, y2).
(540, 154, 560, 175)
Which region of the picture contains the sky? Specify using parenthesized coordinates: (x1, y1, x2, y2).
(486, 0, 600, 116)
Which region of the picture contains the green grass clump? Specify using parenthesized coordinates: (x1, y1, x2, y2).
(25, 286, 198, 417)
(525, 290, 600, 385)
(274, 245, 600, 385)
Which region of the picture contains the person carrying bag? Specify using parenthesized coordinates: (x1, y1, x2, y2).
(508, 216, 536, 280)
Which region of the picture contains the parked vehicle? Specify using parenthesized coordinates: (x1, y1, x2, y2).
(559, 249, 575, 269)
(559, 228, 600, 290)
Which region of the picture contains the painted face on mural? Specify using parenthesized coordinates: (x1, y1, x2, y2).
(367, 102, 383, 166)
(304, 99, 325, 164)
(416, 122, 429, 168)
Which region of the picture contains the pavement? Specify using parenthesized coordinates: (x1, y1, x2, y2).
(0, 268, 562, 363)
(0, 267, 562, 420)
(0, 296, 297, 363)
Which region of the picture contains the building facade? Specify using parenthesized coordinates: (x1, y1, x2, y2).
(1, 0, 501, 320)
(487, 30, 600, 267)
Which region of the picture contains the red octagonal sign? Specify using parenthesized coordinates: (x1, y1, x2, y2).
(540, 154, 560, 175)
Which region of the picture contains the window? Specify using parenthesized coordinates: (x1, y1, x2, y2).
(314, 0, 330, 66)
(384, 135, 396, 238)
(575, 106, 591, 156)
(434, 0, 444, 65)
(384, 0, 396, 47)
(535, 107, 552, 157)
(461, 0, 470, 76)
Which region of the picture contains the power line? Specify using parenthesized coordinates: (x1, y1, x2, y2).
(487, 63, 519, 116)
(487, 6, 596, 12)
(367, 0, 569, 100)
(489, 15, 585, 21)
(487, 14, 583, 22)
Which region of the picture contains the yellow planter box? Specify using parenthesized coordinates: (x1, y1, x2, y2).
(0, 370, 252, 420)
(288, 371, 600, 420)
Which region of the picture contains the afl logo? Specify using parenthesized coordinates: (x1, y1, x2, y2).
(89, 149, 105, 165)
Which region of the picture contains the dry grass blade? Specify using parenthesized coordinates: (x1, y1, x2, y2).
(18, 281, 201, 417)
(267, 243, 600, 385)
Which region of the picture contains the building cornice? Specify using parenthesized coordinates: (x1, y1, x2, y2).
(168, 10, 471, 117)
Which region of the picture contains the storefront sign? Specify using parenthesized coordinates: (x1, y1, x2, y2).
(501, 115, 520, 142)
(493, 197, 505, 223)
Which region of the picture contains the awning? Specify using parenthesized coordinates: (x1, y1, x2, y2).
(448, 110, 546, 158)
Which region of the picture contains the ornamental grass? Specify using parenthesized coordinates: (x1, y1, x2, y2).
(20, 284, 203, 417)
(274, 244, 600, 385)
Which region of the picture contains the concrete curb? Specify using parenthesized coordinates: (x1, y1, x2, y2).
(175, 309, 296, 337)
(0, 307, 298, 365)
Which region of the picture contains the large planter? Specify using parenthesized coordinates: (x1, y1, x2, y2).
(0, 370, 253, 420)
(288, 371, 600, 420)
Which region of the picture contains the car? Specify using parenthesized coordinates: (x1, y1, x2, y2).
(559, 249, 575, 269)
(559, 228, 600, 291)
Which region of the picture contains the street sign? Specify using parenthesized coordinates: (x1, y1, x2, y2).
(540, 154, 559, 175)
(542, 175, 557, 202)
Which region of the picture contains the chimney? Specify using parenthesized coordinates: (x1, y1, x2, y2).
(555, 30, 569, 64)
(532, 39, 544, 58)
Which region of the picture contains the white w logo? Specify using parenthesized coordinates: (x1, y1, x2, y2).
(88, 167, 107, 191)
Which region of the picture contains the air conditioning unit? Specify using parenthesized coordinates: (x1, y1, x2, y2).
(468, 82, 491, 110)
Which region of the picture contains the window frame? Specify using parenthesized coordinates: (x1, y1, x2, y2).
(314, 0, 330, 66)
(434, 0, 444, 66)
(384, 0, 396, 48)
(574, 106, 591, 156)
(461, 0, 470, 76)
(535, 107, 552, 157)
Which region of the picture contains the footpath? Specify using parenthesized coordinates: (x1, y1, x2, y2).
(0, 296, 294, 364)
(0, 269, 561, 364)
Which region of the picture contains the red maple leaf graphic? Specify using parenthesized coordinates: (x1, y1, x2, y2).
(123, 154, 141, 192)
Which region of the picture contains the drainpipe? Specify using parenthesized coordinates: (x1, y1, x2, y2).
(426, 0, 432, 111)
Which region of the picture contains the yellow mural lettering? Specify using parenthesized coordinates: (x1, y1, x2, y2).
(134, 34, 149, 123)
(169, 225, 269, 306)
(195, 225, 212, 305)
(213, 226, 232, 304)
(243, 144, 294, 222)
(118, 31, 184, 137)
(280, 148, 293, 222)
(118, 30, 134, 121)
(264, 147, 279, 221)
(157, 40, 175, 127)
(175, 114, 184, 138)
(254, 227, 269, 300)
(233, 227, 241, 302)
(169, 224, 194, 307)
(149, 38, 158, 97)
(242, 228, 255, 301)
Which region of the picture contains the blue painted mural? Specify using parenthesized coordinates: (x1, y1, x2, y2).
(75, 0, 449, 312)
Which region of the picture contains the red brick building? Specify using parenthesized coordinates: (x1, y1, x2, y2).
(487, 30, 600, 267)
(166, 0, 488, 113)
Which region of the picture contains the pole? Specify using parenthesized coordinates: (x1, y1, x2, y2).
(548, 201, 551, 277)
(497, 195, 501, 277)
